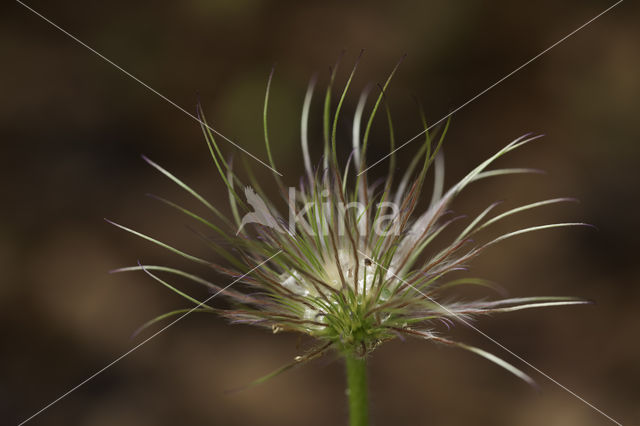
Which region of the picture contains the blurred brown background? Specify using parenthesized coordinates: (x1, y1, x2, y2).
(2, 1, 639, 425)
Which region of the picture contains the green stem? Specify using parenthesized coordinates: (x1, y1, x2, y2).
(345, 354, 369, 426)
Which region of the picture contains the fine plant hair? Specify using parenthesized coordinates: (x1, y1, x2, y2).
(110, 55, 589, 392)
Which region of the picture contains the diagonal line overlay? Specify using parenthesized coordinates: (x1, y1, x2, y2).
(18, 251, 282, 426)
(16, 0, 282, 176)
(360, 250, 622, 425)
(358, 0, 623, 176)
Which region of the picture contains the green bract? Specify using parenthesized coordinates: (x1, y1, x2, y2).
(111, 58, 588, 387)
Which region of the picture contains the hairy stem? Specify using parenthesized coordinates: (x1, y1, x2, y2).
(345, 354, 369, 426)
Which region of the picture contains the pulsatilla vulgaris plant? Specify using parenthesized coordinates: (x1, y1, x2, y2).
(110, 58, 589, 426)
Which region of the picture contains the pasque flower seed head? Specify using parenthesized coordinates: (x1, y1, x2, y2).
(111, 57, 589, 387)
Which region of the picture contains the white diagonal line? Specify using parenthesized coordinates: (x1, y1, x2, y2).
(358, 0, 623, 176)
(18, 251, 282, 426)
(16, 0, 283, 177)
(361, 250, 622, 425)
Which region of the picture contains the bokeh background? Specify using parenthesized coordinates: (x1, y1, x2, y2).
(3, 1, 639, 425)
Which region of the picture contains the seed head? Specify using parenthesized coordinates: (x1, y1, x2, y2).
(111, 58, 589, 385)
